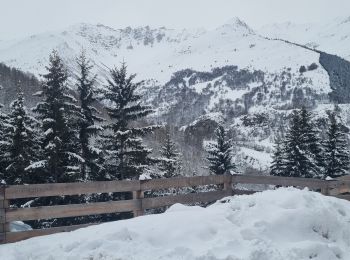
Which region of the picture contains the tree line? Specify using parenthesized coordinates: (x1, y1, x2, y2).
(0, 50, 182, 187)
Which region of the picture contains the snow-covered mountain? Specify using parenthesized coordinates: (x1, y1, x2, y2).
(1, 17, 350, 174)
(259, 16, 350, 61)
(0, 18, 328, 85)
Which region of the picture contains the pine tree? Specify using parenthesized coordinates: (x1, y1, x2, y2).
(30, 50, 83, 183)
(102, 63, 157, 180)
(0, 86, 10, 180)
(75, 51, 104, 180)
(157, 127, 181, 178)
(206, 125, 235, 175)
(298, 107, 324, 175)
(281, 110, 302, 177)
(3, 88, 41, 184)
(324, 111, 350, 178)
(270, 138, 285, 176)
(277, 109, 322, 178)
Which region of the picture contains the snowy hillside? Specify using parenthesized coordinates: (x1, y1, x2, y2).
(1, 188, 350, 260)
(0, 18, 329, 86)
(259, 16, 350, 61)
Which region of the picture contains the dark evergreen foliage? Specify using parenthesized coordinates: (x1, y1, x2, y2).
(299, 65, 307, 73)
(0, 63, 40, 110)
(101, 63, 157, 180)
(0, 86, 9, 180)
(270, 139, 285, 176)
(30, 50, 83, 183)
(157, 127, 181, 178)
(308, 63, 318, 71)
(298, 107, 324, 173)
(282, 110, 305, 177)
(319, 52, 350, 103)
(206, 125, 235, 175)
(324, 110, 350, 178)
(2, 88, 41, 184)
(271, 108, 324, 178)
(75, 51, 104, 180)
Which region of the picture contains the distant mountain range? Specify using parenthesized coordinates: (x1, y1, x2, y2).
(1, 17, 350, 174)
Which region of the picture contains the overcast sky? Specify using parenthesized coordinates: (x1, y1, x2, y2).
(1, 0, 349, 40)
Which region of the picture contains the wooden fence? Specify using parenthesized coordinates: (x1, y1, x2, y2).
(1, 174, 350, 244)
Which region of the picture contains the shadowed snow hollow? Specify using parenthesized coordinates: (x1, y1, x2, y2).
(1, 188, 350, 260)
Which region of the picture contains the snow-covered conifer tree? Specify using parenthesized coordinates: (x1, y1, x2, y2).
(0, 85, 9, 180)
(157, 127, 181, 178)
(75, 51, 104, 180)
(206, 125, 235, 175)
(279, 108, 322, 178)
(2, 87, 42, 184)
(298, 107, 324, 175)
(324, 111, 350, 178)
(270, 139, 285, 176)
(102, 63, 158, 180)
(30, 50, 83, 183)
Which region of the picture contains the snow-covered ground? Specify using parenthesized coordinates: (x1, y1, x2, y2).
(1, 188, 350, 260)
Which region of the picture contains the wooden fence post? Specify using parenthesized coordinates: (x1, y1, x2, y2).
(132, 185, 144, 217)
(321, 181, 330, 196)
(223, 175, 233, 196)
(0, 186, 9, 244)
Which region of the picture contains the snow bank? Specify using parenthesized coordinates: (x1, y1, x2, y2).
(1, 188, 350, 260)
(9, 221, 32, 232)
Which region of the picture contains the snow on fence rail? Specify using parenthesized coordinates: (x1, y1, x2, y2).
(0, 174, 349, 244)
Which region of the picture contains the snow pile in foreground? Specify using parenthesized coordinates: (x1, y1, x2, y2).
(1, 188, 350, 260)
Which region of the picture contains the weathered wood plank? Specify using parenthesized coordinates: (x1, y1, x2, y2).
(5, 223, 96, 243)
(133, 191, 144, 217)
(223, 175, 233, 196)
(141, 175, 226, 191)
(0, 208, 4, 224)
(5, 180, 141, 199)
(328, 181, 350, 191)
(6, 199, 141, 221)
(142, 190, 231, 209)
(0, 187, 5, 200)
(0, 201, 9, 235)
(0, 189, 7, 244)
(4, 175, 335, 199)
(0, 232, 4, 244)
(232, 175, 328, 189)
(0, 223, 10, 233)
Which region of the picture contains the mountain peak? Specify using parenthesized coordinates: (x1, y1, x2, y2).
(220, 17, 255, 34)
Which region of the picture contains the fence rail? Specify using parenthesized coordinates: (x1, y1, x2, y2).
(1, 174, 349, 244)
